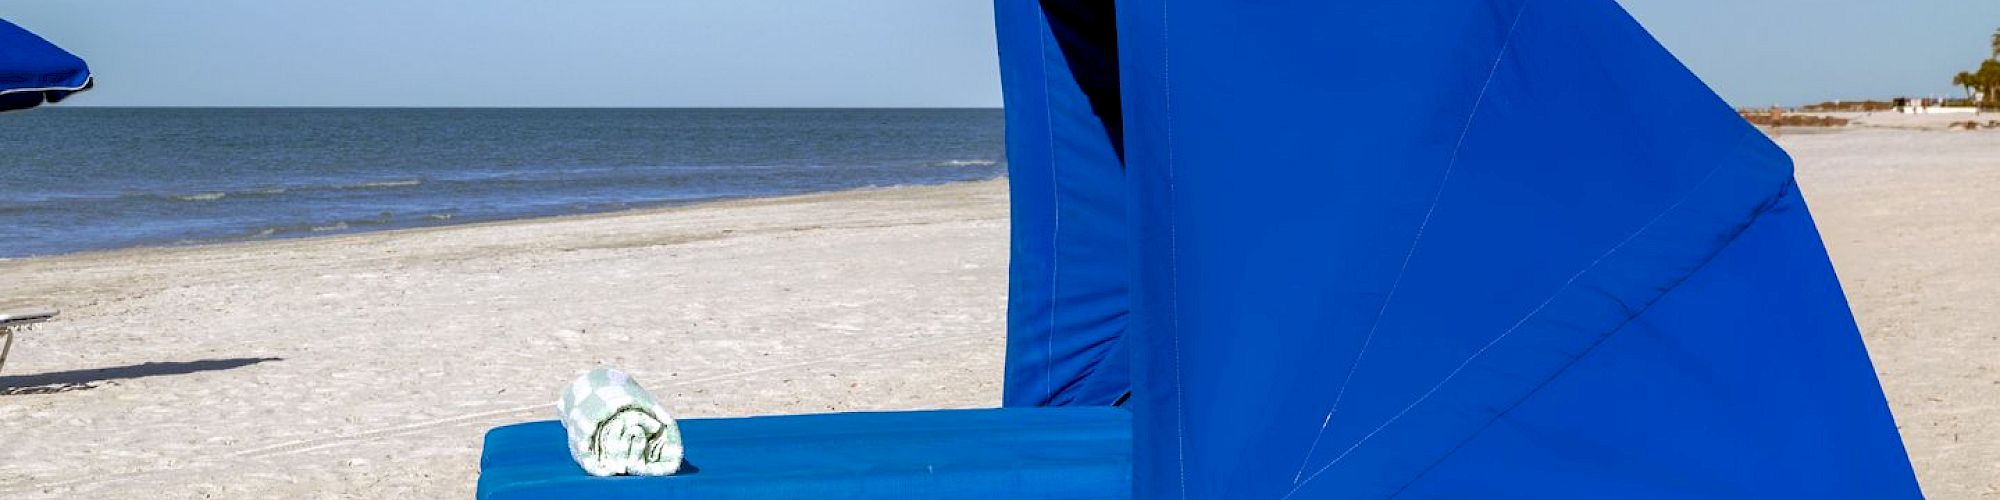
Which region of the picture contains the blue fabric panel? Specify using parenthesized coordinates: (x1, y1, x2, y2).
(997, 0, 1133, 407)
(0, 18, 91, 112)
(1395, 185, 1919, 498)
(477, 408, 1132, 500)
(1114, 0, 1918, 497)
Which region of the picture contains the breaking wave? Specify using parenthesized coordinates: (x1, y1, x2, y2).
(928, 159, 1000, 168)
(156, 178, 426, 203)
(341, 179, 423, 189)
(173, 192, 228, 202)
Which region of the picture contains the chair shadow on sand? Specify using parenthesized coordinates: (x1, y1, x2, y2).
(0, 357, 281, 396)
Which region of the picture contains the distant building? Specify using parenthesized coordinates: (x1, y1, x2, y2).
(1895, 96, 1980, 114)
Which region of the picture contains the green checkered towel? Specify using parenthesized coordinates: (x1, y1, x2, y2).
(556, 368, 685, 476)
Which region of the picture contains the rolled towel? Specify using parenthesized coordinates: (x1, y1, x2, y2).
(556, 368, 685, 476)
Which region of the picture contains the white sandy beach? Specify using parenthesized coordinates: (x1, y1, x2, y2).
(1, 114, 1996, 498)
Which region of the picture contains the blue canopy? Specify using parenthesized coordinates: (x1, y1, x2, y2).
(1001, 0, 1921, 497)
(0, 18, 92, 112)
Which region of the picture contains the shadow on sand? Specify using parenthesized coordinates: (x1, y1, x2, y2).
(0, 357, 282, 396)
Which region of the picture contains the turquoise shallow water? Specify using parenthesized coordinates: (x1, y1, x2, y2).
(0, 108, 1006, 258)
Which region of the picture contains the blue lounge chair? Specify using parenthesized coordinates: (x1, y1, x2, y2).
(477, 408, 1129, 499)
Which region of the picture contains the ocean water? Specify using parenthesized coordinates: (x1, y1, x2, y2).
(0, 108, 1006, 258)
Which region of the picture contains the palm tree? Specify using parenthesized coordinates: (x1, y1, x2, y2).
(1982, 60, 2000, 106)
(1992, 28, 2000, 58)
(1955, 71, 1977, 101)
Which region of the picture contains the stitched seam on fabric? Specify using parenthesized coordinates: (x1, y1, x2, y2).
(1290, 0, 1535, 486)
(1161, 1, 1190, 497)
(1037, 10, 1062, 404)
(0, 76, 92, 96)
(1287, 129, 1762, 496)
(1386, 165, 1791, 499)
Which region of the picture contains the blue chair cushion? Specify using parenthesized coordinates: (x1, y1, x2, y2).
(477, 407, 1131, 499)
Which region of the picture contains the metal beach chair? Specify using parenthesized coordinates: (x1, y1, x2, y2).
(0, 306, 58, 374)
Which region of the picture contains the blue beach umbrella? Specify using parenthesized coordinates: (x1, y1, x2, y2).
(0, 18, 92, 112)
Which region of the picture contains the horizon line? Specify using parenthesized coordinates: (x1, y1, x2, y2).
(49, 105, 1007, 110)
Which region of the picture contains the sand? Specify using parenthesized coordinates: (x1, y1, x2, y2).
(1, 116, 1995, 498)
(0, 185, 1015, 498)
(1786, 113, 2000, 498)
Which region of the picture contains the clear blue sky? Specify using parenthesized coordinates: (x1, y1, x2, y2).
(5, 0, 1997, 107)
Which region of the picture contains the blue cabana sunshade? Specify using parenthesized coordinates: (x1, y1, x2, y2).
(477, 1, 1922, 497)
(1111, 0, 1921, 497)
(0, 18, 92, 112)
